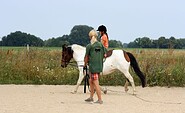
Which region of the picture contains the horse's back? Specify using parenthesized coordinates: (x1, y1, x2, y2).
(106, 50, 130, 66)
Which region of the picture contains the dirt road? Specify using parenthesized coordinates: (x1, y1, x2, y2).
(0, 85, 184, 113)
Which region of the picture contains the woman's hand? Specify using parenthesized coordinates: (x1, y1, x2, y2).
(104, 54, 107, 58)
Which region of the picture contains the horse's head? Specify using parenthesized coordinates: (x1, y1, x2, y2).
(61, 44, 73, 68)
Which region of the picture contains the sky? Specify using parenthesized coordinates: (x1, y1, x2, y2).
(0, 0, 185, 43)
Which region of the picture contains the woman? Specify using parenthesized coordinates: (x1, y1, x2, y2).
(84, 29, 106, 104)
(97, 25, 109, 49)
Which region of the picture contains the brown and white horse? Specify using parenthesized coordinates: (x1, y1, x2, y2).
(61, 44, 146, 94)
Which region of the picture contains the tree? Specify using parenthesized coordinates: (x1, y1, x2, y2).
(140, 37, 152, 48)
(127, 42, 137, 48)
(123, 43, 128, 48)
(45, 25, 94, 47)
(68, 25, 93, 46)
(2, 31, 44, 46)
(151, 39, 158, 48)
(44, 35, 70, 47)
(158, 36, 168, 48)
(176, 38, 185, 49)
(169, 36, 178, 49)
(134, 38, 142, 48)
(109, 40, 123, 48)
(128, 37, 152, 48)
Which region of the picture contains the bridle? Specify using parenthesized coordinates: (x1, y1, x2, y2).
(62, 54, 84, 68)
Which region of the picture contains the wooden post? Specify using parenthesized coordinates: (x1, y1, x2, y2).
(27, 44, 29, 52)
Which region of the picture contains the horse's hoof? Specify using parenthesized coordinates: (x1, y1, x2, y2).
(103, 89, 107, 94)
(125, 88, 129, 92)
(133, 91, 136, 95)
(71, 91, 77, 94)
(102, 87, 107, 94)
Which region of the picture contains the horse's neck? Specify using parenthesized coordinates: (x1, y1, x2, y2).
(72, 44, 85, 62)
(72, 44, 85, 52)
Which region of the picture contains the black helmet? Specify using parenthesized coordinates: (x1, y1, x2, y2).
(97, 25, 107, 32)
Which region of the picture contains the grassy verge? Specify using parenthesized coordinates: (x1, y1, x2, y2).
(0, 47, 185, 87)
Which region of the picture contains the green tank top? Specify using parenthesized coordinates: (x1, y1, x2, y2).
(85, 41, 106, 73)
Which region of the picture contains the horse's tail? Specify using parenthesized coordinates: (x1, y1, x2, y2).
(126, 52, 146, 87)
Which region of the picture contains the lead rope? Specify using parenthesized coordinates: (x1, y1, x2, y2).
(68, 60, 91, 93)
(134, 94, 181, 105)
(83, 66, 90, 93)
(105, 88, 181, 105)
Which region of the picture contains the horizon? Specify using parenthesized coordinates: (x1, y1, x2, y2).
(0, 29, 184, 44)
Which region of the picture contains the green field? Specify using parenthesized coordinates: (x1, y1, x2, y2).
(0, 46, 62, 51)
(0, 46, 185, 87)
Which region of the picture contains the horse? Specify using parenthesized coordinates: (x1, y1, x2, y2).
(61, 44, 146, 94)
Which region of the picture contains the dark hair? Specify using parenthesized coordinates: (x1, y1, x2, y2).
(105, 33, 109, 40)
(97, 25, 107, 32)
(97, 25, 108, 39)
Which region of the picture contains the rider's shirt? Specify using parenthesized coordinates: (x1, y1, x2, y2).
(101, 34, 108, 49)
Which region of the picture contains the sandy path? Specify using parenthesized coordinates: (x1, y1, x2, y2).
(0, 85, 184, 113)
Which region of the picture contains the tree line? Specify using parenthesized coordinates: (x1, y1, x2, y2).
(0, 25, 123, 48)
(127, 37, 185, 49)
(0, 25, 185, 49)
(0, 31, 44, 46)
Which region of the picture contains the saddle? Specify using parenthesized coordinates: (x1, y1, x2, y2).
(105, 49, 113, 58)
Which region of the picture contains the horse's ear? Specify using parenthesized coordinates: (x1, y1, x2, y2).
(68, 46, 73, 54)
(62, 44, 67, 50)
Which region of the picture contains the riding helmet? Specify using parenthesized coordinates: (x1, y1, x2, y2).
(97, 25, 107, 32)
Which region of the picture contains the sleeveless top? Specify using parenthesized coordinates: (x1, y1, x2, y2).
(101, 34, 108, 48)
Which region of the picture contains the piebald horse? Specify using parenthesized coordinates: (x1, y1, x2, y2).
(61, 44, 146, 94)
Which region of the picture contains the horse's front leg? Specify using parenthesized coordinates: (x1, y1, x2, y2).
(100, 86, 107, 94)
(72, 67, 85, 94)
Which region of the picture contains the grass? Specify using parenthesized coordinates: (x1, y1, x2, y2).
(0, 46, 77, 85)
(0, 46, 185, 87)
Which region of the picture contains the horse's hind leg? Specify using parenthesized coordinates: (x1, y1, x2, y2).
(124, 79, 129, 92)
(120, 70, 136, 95)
